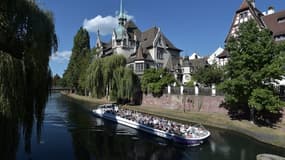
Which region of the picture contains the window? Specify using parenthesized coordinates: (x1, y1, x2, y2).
(239, 11, 249, 23)
(157, 48, 164, 60)
(278, 17, 285, 24)
(135, 63, 144, 72)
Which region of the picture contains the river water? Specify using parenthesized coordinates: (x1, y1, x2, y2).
(14, 93, 285, 160)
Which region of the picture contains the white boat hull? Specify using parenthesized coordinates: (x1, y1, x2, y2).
(92, 108, 210, 146)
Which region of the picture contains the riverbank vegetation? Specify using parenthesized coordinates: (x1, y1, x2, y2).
(220, 20, 285, 124)
(0, 0, 57, 159)
(141, 68, 176, 96)
(192, 64, 224, 87)
(86, 55, 141, 103)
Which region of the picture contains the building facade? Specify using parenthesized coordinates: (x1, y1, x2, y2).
(96, 0, 182, 77)
(214, 0, 285, 63)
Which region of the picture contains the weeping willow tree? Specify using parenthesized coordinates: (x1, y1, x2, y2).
(87, 58, 105, 98)
(87, 55, 141, 103)
(0, 0, 57, 158)
(102, 55, 127, 98)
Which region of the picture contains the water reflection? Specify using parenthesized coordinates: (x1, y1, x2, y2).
(10, 93, 285, 160)
(0, 116, 19, 160)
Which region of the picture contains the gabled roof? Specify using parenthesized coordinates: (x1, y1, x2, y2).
(225, 0, 265, 42)
(125, 20, 142, 41)
(263, 10, 285, 36)
(141, 27, 182, 51)
(238, 0, 250, 12)
(141, 27, 159, 49)
(127, 44, 154, 63)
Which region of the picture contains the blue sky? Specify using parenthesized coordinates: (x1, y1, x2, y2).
(43, 0, 285, 76)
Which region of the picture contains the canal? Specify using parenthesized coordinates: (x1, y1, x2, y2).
(15, 93, 285, 160)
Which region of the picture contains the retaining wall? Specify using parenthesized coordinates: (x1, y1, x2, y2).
(142, 94, 227, 114)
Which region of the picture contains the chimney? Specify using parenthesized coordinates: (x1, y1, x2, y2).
(267, 6, 275, 15)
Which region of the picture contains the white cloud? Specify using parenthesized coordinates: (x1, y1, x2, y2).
(83, 14, 134, 36)
(50, 50, 72, 63)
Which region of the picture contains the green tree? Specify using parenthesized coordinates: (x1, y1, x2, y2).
(102, 55, 126, 98)
(0, 0, 57, 157)
(87, 55, 139, 103)
(220, 20, 285, 120)
(141, 68, 176, 96)
(192, 64, 224, 86)
(62, 27, 91, 94)
(87, 58, 105, 98)
(52, 74, 62, 87)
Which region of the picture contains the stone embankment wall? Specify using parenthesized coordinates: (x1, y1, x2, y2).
(142, 94, 227, 114)
(142, 94, 285, 123)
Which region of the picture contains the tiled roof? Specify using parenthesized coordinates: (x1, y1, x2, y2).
(263, 10, 285, 36)
(226, 0, 265, 42)
(141, 27, 158, 49)
(141, 27, 181, 51)
(125, 20, 142, 41)
(135, 45, 145, 60)
(238, 0, 250, 12)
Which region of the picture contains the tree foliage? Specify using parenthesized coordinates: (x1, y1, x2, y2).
(87, 55, 140, 103)
(141, 68, 176, 95)
(52, 74, 61, 87)
(62, 27, 91, 94)
(0, 0, 57, 157)
(192, 64, 224, 86)
(220, 20, 285, 117)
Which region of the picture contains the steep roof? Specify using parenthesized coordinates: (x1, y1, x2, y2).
(238, 0, 250, 12)
(125, 20, 142, 41)
(140, 27, 158, 49)
(127, 45, 154, 63)
(141, 27, 181, 51)
(135, 45, 145, 60)
(225, 0, 265, 42)
(263, 10, 285, 36)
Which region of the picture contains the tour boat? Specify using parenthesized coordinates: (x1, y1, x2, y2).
(92, 104, 210, 146)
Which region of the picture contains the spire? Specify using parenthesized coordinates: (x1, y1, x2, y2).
(119, 0, 123, 18)
(96, 29, 101, 47)
(118, 0, 127, 25)
(97, 29, 101, 41)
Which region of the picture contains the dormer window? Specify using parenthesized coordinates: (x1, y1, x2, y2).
(277, 17, 285, 24)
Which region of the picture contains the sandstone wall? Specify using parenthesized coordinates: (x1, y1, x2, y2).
(142, 94, 227, 114)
